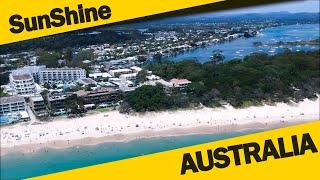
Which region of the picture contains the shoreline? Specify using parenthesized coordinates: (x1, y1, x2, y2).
(1, 119, 317, 156)
(1, 98, 319, 156)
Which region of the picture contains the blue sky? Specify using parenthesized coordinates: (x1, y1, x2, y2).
(215, 0, 319, 15)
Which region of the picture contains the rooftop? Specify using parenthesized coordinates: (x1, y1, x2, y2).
(130, 66, 142, 72)
(76, 87, 118, 97)
(11, 65, 46, 74)
(119, 73, 137, 78)
(0, 96, 25, 105)
(10, 73, 33, 81)
(30, 96, 44, 102)
(48, 91, 73, 101)
(109, 69, 132, 73)
(170, 78, 191, 85)
(44, 67, 85, 71)
(78, 78, 97, 84)
(89, 72, 112, 78)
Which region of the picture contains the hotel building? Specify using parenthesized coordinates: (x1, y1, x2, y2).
(11, 66, 86, 84)
(0, 96, 26, 115)
(39, 68, 86, 84)
(9, 73, 36, 95)
(76, 87, 121, 106)
(11, 65, 46, 83)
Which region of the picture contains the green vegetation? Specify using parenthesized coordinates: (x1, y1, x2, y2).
(136, 70, 148, 83)
(122, 50, 320, 112)
(36, 49, 61, 68)
(124, 85, 172, 112)
(0, 72, 10, 85)
(97, 108, 109, 113)
(0, 30, 142, 54)
(0, 88, 9, 97)
(64, 94, 85, 114)
(273, 39, 320, 46)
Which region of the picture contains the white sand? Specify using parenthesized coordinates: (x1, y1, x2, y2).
(0, 98, 319, 154)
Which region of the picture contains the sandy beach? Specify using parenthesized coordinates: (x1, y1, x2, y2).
(1, 97, 319, 156)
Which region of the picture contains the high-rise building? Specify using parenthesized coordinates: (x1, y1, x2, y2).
(9, 73, 36, 95)
(11, 66, 86, 85)
(39, 67, 86, 84)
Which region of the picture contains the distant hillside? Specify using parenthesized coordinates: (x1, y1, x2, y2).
(0, 12, 318, 54)
(123, 12, 320, 26)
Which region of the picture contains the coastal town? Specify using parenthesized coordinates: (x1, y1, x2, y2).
(0, 12, 319, 155)
(1, 0, 320, 178)
(0, 63, 195, 124)
(0, 19, 275, 125)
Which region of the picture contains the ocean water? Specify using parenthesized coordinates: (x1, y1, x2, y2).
(169, 24, 320, 63)
(0, 130, 259, 180)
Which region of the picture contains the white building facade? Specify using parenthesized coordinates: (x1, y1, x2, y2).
(0, 96, 26, 115)
(11, 66, 87, 85)
(39, 68, 86, 84)
(9, 73, 36, 95)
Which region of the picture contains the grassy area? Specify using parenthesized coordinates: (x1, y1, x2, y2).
(97, 108, 109, 113)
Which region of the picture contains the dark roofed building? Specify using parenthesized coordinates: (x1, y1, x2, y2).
(76, 87, 121, 106)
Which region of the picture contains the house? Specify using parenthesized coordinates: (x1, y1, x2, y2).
(170, 78, 191, 90)
(130, 66, 142, 73)
(109, 69, 132, 77)
(119, 73, 137, 82)
(89, 72, 112, 80)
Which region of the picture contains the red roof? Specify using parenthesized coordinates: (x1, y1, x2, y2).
(170, 78, 191, 85)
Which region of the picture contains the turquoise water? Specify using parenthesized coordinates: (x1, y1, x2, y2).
(169, 24, 320, 63)
(0, 130, 259, 180)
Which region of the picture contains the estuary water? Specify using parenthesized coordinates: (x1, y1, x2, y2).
(1, 130, 259, 180)
(169, 24, 320, 63)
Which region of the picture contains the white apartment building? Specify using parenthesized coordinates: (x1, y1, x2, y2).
(0, 96, 26, 115)
(119, 73, 137, 82)
(9, 73, 36, 95)
(109, 69, 132, 77)
(39, 68, 86, 84)
(11, 66, 87, 85)
(11, 65, 46, 83)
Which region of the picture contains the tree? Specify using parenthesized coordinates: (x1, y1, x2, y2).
(137, 55, 147, 63)
(119, 102, 131, 114)
(63, 47, 73, 64)
(76, 49, 95, 61)
(0, 88, 9, 97)
(136, 70, 148, 83)
(122, 50, 319, 111)
(0, 72, 10, 85)
(210, 50, 225, 64)
(186, 82, 206, 97)
(124, 85, 171, 112)
(64, 94, 84, 114)
(36, 49, 61, 68)
(153, 53, 162, 64)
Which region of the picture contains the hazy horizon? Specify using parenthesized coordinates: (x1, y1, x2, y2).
(205, 0, 319, 16)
